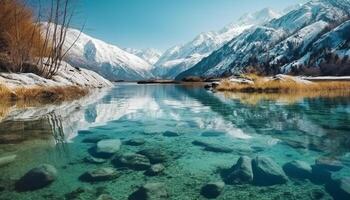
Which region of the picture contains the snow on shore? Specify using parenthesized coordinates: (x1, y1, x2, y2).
(0, 61, 113, 89)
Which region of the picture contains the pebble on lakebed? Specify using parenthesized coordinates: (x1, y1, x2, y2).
(200, 181, 225, 199)
(15, 164, 57, 191)
(113, 153, 151, 170)
(79, 167, 119, 182)
(129, 182, 168, 200)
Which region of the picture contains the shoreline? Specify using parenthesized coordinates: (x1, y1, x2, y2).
(212, 75, 350, 93)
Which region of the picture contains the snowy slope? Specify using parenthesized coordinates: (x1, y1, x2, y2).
(124, 48, 162, 65)
(176, 0, 350, 79)
(43, 23, 154, 81)
(153, 8, 281, 79)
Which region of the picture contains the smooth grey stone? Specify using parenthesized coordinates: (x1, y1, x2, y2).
(95, 139, 121, 157)
(225, 156, 253, 184)
(252, 156, 288, 186)
(124, 138, 146, 146)
(80, 167, 119, 182)
(163, 131, 181, 137)
(0, 155, 17, 167)
(138, 148, 167, 164)
(96, 194, 115, 200)
(145, 164, 165, 176)
(84, 156, 107, 164)
(114, 153, 151, 170)
(200, 181, 225, 199)
(15, 164, 57, 191)
(129, 182, 168, 200)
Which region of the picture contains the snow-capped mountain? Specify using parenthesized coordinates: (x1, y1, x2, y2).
(124, 48, 162, 65)
(48, 25, 154, 81)
(153, 8, 281, 79)
(176, 0, 350, 79)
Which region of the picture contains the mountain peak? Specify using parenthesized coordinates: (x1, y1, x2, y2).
(237, 7, 281, 26)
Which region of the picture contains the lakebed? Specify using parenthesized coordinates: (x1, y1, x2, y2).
(0, 83, 349, 200)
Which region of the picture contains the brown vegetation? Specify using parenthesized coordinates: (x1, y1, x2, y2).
(0, 0, 81, 78)
(0, 84, 88, 103)
(0, 0, 47, 72)
(216, 75, 350, 93)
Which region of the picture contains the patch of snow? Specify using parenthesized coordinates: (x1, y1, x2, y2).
(0, 61, 112, 89)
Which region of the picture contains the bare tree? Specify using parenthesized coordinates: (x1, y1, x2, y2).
(37, 0, 84, 79)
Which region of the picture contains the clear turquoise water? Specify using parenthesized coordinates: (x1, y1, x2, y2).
(0, 83, 350, 199)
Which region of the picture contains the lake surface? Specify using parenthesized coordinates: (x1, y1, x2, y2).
(0, 83, 350, 200)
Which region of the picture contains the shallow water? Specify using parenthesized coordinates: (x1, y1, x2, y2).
(0, 83, 350, 200)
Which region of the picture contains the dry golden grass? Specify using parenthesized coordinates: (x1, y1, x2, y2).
(0, 84, 88, 103)
(0, 84, 89, 119)
(216, 75, 350, 93)
(222, 90, 350, 105)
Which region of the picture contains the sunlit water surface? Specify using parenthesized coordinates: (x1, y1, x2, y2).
(0, 83, 350, 200)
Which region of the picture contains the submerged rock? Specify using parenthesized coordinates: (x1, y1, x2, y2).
(114, 153, 151, 170)
(145, 164, 165, 176)
(315, 157, 343, 171)
(326, 177, 350, 200)
(200, 181, 225, 199)
(192, 140, 233, 153)
(82, 135, 112, 143)
(80, 167, 119, 182)
(96, 194, 115, 200)
(138, 148, 167, 164)
(252, 156, 288, 186)
(283, 160, 312, 179)
(15, 164, 57, 191)
(124, 138, 146, 146)
(84, 156, 107, 164)
(225, 156, 253, 184)
(0, 154, 17, 167)
(201, 130, 225, 137)
(64, 187, 86, 200)
(129, 182, 168, 200)
(310, 164, 333, 184)
(163, 131, 181, 137)
(95, 139, 121, 158)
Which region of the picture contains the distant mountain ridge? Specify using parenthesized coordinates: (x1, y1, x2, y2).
(152, 7, 281, 79)
(46, 24, 154, 81)
(176, 0, 350, 79)
(124, 48, 162, 65)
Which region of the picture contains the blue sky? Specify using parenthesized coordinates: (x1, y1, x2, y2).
(72, 0, 305, 51)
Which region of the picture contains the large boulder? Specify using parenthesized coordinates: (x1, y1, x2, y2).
(252, 156, 288, 186)
(283, 160, 312, 179)
(225, 156, 253, 184)
(129, 182, 168, 200)
(326, 177, 350, 200)
(80, 167, 119, 182)
(138, 148, 167, 164)
(95, 139, 121, 158)
(15, 164, 57, 191)
(114, 153, 151, 170)
(200, 181, 225, 199)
